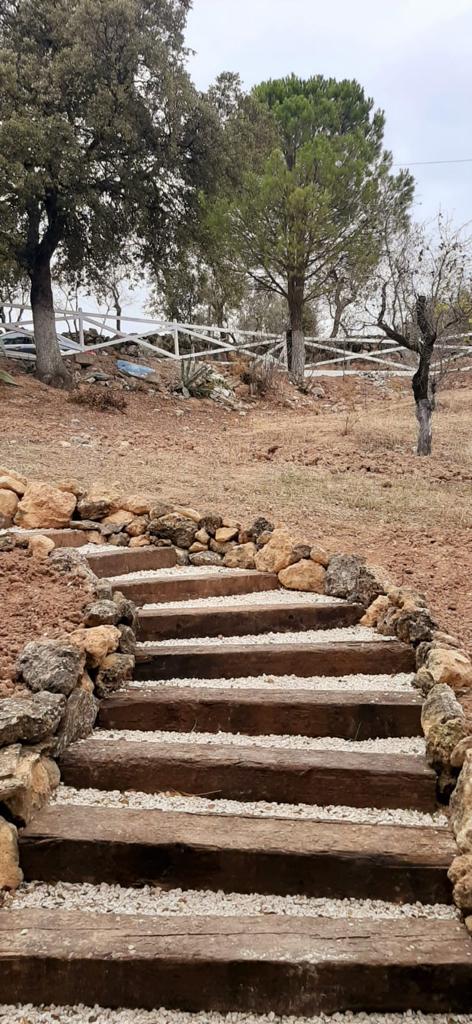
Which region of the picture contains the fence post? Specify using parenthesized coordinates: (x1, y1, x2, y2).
(78, 308, 85, 351)
(172, 322, 180, 359)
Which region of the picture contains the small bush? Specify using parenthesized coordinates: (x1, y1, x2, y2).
(68, 386, 127, 412)
(240, 356, 276, 396)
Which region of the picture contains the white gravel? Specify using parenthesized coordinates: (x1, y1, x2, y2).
(2, 1009, 471, 1024)
(142, 590, 344, 610)
(129, 672, 416, 693)
(4, 881, 458, 920)
(78, 543, 122, 554)
(109, 566, 251, 584)
(137, 626, 385, 649)
(94, 728, 426, 756)
(52, 785, 448, 829)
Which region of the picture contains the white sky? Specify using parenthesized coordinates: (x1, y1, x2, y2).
(186, 0, 472, 224)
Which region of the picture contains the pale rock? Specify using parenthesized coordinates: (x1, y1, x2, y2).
(0, 744, 60, 825)
(189, 542, 208, 553)
(421, 684, 466, 787)
(360, 595, 390, 628)
(28, 534, 55, 559)
(448, 854, 472, 912)
(210, 539, 234, 555)
(16, 641, 85, 696)
(198, 511, 223, 536)
(215, 526, 239, 543)
(194, 528, 210, 545)
(0, 817, 23, 889)
(120, 494, 155, 515)
(0, 472, 26, 496)
(189, 550, 222, 566)
(0, 488, 18, 527)
(69, 625, 121, 668)
(254, 528, 300, 574)
(222, 517, 240, 530)
(425, 647, 472, 692)
(57, 479, 85, 497)
(129, 535, 151, 548)
(102, 509, 135, 528)
(278, 559, 326, 593)
(149, 501, 173, 520)
(310, 545, 330, 567)
(452, 735, 472, 769)
(0, 534, 15, 552)
(450, 750, 472, 851)
(125, 516, 148, 537)
(15, 481, 76, 529)
(173, 506, 202, 524)
(433, 630, 462, 649)
(223, 543, 257, 570)
(77, 490, 120, 521)
(86, 530, 103, 544)
(0, 692, 65, 747)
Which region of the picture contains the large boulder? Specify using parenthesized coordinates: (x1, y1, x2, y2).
(119, 494, 155, 515)
(0, 488, 18, 528)
(0, 817, 23, 890)
(149, 513, 198, 549)
(0, 693, 65, 747)
(69, 625, 121, 668)
(421, 684, 466, 792)
(254, 528, 300, 574)
(325, 554, 364, 599)
(278, 559, 326, 593)
(223, 543, 257, 570)
(0, 744, 60, 825)
(426, 648, 472, 691)
(15, 481, 76, 529)
(0, 471, 26, 496)
(16, 641, 85, 696)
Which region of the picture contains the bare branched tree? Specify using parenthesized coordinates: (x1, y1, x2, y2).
(365, 214, 472, 455)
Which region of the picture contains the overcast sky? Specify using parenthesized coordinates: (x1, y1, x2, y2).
(186, 0, 472, 226)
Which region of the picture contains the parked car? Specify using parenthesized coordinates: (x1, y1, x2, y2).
(0, 329, 80, 358)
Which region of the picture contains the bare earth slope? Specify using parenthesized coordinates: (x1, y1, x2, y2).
(1, 365, 471, 649)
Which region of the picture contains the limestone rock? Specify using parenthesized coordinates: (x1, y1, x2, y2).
(120, 494, 155, 515)
(421, 684, 466, 784)
(86, 531, 103, 545)
(189, 542, 207, 554)
(28, 534, 55, 559)
(0, 534, 15, 552)
(95, 653, 135, 698)
(84, 599, 120, 628)
(102, 509, 135, 528)
(194, 528, 210, 545)
(118, 625, 136, 655)
(0, 744, 60, 825)
(448, 854, 472, 913)
(0, 692, 65, 747)
(129, 535, 151, 548)
(450, 750, 472, 851)
(57, 479, 84, 497)
(254, 528, 300, 574)
(210, 539, 234, 555)
(310, 545, 329, 567)
(54, 685, 99, 754)
(452, 735, 472, 770)
(174, 506, 202, 524)
(240, 517, 274, 545)
(215, 526, 239, 543)
(394, 607, 437, 646)
(93, 579, 114, 601)
(0, 472, 26, 496)
(189, 550, 222, 566)
(112, 592, 138, 628)
(149, 513, 198, 548)
(113, 532, 129, 547)
(360, 595, 390, 628)
(69, 625, 120, 668)
(198, 512, 223, 536)
(223, 543, 257, 570)
(126, 516, 148, 537)
(355, 564, 393, 608)
(425, 648, 472, 692)
(174, 547, 189, 565)
(77, 490, 119, 521)
(278, 559, 326, 593)
(292, 544, 312, 561)
(0, 488, 18, 527)
(16, 641, 85, 696)
(0, 817, 23, 889)
(15, 481, 76, 529)
(325, 554, 364, 599)
(149, 501, 173, 520)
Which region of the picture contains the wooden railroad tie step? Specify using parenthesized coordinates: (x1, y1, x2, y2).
(137, 599, 363, 640)
(2, 910, 472, 1013)
(86, 545, 177, 578)
(134, 638, 415, 680)
(98, 686, 423, 739)
(20, 803, 455, 904)
(114, 569, 279, 605)
(59, 738, 437, 811)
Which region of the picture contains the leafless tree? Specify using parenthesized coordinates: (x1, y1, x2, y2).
(365, 214, 472, 455)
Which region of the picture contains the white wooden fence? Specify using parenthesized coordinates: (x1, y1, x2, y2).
(1, 303, 472, 378)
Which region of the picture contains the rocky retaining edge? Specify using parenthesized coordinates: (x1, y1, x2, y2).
(2, 467, 472, 921)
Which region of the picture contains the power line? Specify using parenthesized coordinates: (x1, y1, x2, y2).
(392, 157, 472, 167)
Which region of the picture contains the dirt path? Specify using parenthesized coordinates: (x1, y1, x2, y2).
(1, 365, 471, 649)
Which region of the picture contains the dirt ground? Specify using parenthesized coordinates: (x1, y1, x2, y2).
(0, 548, 92, 696)
(1, 355, 472, 651)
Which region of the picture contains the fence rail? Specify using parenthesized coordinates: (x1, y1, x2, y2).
(1, 304, 472, 378)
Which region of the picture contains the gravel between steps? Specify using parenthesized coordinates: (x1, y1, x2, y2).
(137, 626, 385, 648)
(109, 566, 252, 584)
(141, 590, 344, 610)
(94, 728, 426, 755)
(4, 881, 459, 920)
(128, 672, 416, 693)
(2, 1009, 471, 1024)
(52, 785, 448, 829)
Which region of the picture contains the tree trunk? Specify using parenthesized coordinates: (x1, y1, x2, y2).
(287, 277, 305, 383)
(29, 256, 71, 387)
(412, 349, 434, 456)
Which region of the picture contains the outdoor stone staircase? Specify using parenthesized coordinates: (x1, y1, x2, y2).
(2, 545, 472, 1017)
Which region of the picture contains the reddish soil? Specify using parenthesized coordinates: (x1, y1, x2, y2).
(0, 549, 92, 696)
(1, 354, 472, 652)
